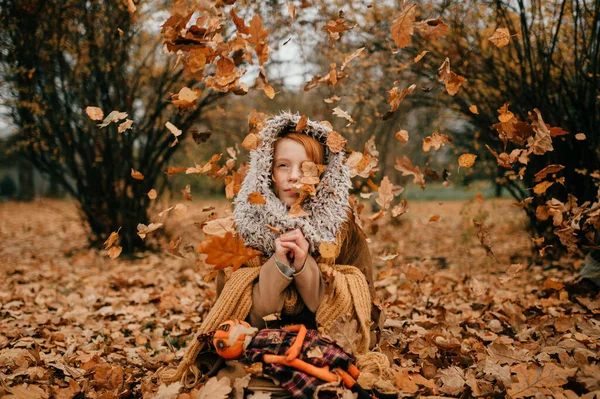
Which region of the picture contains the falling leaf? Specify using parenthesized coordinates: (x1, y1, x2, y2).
(165, 122, 182, 138)
(458, 154, 477, 168)
(197, 377, 232, 399)
(489, 28, 511, 48)
(167, 166, 187, 175)
(326, 131, 347, 153)
(168, 237, 185, 258)
(395, 130, 409, 143)
(265, 224, 282, 234)
(382, 84, 417, 120)
(107, 245, 121, 259)
(469, 105, 479, 114)
(242, 133, 262, 151)
(414, 50, 428, 63)
(376, 176, 394, 210)
(392, 198, 409, 218)
(575, 133, 586, 140)
(390, 4, 417, 49)
(192, 129, 212, 144)
(340, 47, 365, 70)
(423, 131, 451, 152)
(118, 119, 133, 133)
(405, 264, 425, 281)
(85, 106, 104, 121)
(437, 58, 466, 96)
(296, 115, 308, 131)
(499, 263, 524, 284)
(534, 164, 564, 182)
(473, 219, 496, 260)
(395, 156, 425, 189)
(533, 181, 554, 195)
(181, 184, 193, 201)
(379, 253, 398, 261)
(332, 107, 354, 126)
(98, 110, 128, 128)
(429, 215, 440, 222)
(131, 169, 144, 180)
(103, 230, 120, 250)
(197, 232, 262, 271)
(172, 87, 201, 109)
(248, 192, 266, 204)
(202, 216, 235, 237)
(286, 2, 296, 23)
(137, 223, 163, 240)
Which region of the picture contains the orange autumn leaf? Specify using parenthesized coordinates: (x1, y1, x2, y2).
(533, 181, 554, 195)
(319, 241, 338, 259)
(390, 4, 416, 49)
(197, 231, 262, 271)
(242, 133, 262, 151)
(85, 106, 104, 121)
(296, 115, 308, 131)
(507, 363, 576, 398)
(326, 131, 347, 153)
(248, 191, 266, 204)
(395, 156, 425, 189)
(414, 50, 428, 63)
(167, 166, 187, 175)
(437, 58, 466, 96)
(423, 131, 451, 152)
(429, 215, 440, 222)
(469, 105, 479, 114)
(131, 169, 144, 180)
(458, 154, 477, 168)
(395, 130, 409, 143)
(489, 28, 511, 48)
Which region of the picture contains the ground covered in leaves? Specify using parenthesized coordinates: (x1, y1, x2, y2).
(1, 198, 599, 398)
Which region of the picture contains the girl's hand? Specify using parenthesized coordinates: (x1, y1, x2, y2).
(278, 228, 309, 271)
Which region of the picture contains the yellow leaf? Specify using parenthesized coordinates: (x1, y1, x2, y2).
(489, 28, 511, 48)
(458, 153, 477, 168)
(533, 181, 554, 195)
(469, 105, 479, 114)
(319, 241, 338, 259)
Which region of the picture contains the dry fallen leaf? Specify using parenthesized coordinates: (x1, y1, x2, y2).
(395, 130, 409, 143)
(332, 107, 354, 126)
(242, 133, 262, 151)
(499, 263, 524, 284)
(196, 377, 232, 399)
(319, 241, 338, 259)
(390, 4, 416, 49)
(469, 105, 479, 114)
(148, 189, 157, 200)
(137, 223, 163, 240)
(507, 363, 576, 398)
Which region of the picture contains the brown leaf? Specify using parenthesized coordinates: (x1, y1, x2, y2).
(489, 28, 511, 48)
(414, 50, 428, 63)
(326, 131, 347, 153)
(458, 153, 477, 168)
(171, 87, 201, 108)
(319, 241, 338, 259)
(376, 176, 394, 210)
(192, 129, 212, 144)
(414, 17, 450, 40)
(499, 263, 524, 284)
(85, 106, 104, 121)
(103, 230, 120, 250)
(340, 47, 365, 70)
(332, 107, 354, 126)
(296, 115, 308, 131)
(137, 222, 163, 239)
(423, 131, 451, 152)
(242, 133, 262, 151)
(131, 169, 144, 180)
(507, 363, 576, 398)
(534, 164, 565, 182)
(390, 4, 417, 49)
(469, 104, 479, 114)
(248, 192, 266, 204)
(197, 231, 262, 271)
(395, 156, 425, 189)
(429, 215, 440, 222)
(437, 58, 466, 96)
(392, 198, 409, 218)
(202, 216, 235, 237)
(533, 181, 554, 195)
(197, 377, 232, 399)
(395, 130, 409, 143)
(167, 166, 187, 175)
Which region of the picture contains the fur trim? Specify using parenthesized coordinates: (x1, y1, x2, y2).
(233, 111, 351, 256)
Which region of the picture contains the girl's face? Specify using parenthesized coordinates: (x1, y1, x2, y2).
(272, 138, 310, 206)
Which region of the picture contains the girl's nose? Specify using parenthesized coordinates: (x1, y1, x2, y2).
(289, 166, 301, 182)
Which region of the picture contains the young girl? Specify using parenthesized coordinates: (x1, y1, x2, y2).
(163, 112, 378, 386)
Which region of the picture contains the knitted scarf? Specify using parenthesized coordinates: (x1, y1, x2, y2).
(160, 112, 372, 387)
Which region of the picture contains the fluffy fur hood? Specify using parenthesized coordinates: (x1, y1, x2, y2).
(233, 111, 352, 256)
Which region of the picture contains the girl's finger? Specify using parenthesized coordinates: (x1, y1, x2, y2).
(280, 241, 302, 255)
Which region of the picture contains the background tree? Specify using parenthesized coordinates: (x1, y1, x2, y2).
(0, 0, 224, 253)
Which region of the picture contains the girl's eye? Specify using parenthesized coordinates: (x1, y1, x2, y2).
(277, 164, 289, 168)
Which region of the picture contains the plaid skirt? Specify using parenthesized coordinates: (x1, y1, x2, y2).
(245, 328, 355, 398)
